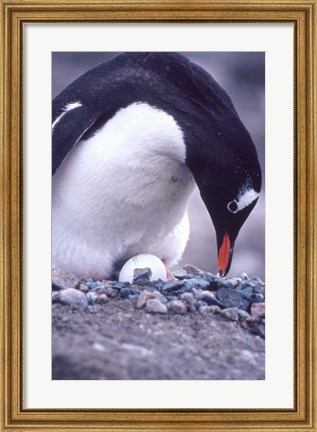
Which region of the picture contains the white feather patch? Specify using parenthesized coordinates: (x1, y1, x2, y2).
(228, 187, 259, 213)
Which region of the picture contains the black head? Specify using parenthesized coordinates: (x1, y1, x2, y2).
(186, 109, 262, 277)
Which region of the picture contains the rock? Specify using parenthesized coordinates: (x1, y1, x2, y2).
(145, 299, 168, 314)
(86, 292, 98, 305)
(162, 280, 184, 292)
(168, 300, 186, 314)
(52, 291, 60, 303)
(79, 283, 88, 293)
(96, 294, 108, 304)
(197, 271, 216, 282)
(183, 277, 210, 290)
(171, 268, 188, 279)
(86, 281, 105, 290)
(217, 287, 250, 310)
(221, 307, 239, 321)
(105, 287, 118, 298)
(180, 292, 195, 305)
(120, 288, 131, 298)
(60, 288, 88, 310)
(183, 264, 203, 275)
(209, 305, 222, 314)
(240, 272, 250, 280)
(199, 305, 211, 315)
(133, 267, 152, 285)
(137, 290, 160, 309)
(250, 302, 265, 318)
(188, 305, 197, 313)
(238, 309, 250, 320)
(52, 268, 80, 290)
(200, 291, 224, 307)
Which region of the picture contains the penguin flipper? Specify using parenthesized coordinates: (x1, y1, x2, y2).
(52, 105, 98, 175)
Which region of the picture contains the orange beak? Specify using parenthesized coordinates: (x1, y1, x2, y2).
(218, 232, 231, 277)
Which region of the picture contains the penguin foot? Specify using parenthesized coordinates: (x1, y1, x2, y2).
(162, 260, 177, 280)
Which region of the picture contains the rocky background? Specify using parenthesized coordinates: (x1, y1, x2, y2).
(52, 52, 265, 279)
(52, 266, 265, 380)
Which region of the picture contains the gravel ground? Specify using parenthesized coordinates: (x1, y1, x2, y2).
(52, 266, 265, 380)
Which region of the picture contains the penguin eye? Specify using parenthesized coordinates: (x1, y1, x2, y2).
(227, 200, 238, 213)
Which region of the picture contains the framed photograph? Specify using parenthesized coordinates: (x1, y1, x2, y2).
(0, 0, 316, 431)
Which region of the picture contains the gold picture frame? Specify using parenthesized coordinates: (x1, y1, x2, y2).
(0, 0, 316, 430)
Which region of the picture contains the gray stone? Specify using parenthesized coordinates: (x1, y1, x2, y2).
(168, 300, 186, 314)
(96, 294, 108, 304)
(199, 305, 212, 315)
(60, 288, 88, 310)
(180, 292, 195, 305)
(145, 299, 168, 314)
(183, 277, 210, 290)
(105, 287, 118, 298)
(133, 267, 152, 285)
(86, 291, 98, 305)
(240, 272, 250, 280)
(250, 302, 265, 318)
(182, 264, 203, 275)
(217, 287, 250, 310)
(200, 291, 223, 307)
(79, 283, 88, 293)
(162, 280, 184, 292)
(137, 290, 160, 309)
(52, 268, 80, 290)
(52, 291, 60, 303)
(221, 307, 239, 321)
(209, 305, 222, 314)
(238, 309, 250, 320)
(120, 288, 131, 298)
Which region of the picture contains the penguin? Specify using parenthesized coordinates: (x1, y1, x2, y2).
(52, 52, 261, 279)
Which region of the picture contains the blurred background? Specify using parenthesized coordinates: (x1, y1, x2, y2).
(52, 52, 265, 280)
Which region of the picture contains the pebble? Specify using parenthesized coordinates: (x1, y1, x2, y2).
(133, 267, 152, 285)
(199, 305, 212, 315)
(183, 277, 210, 290)
(200, 290, 223, 307)
(217, 287, 250, 310)
(79, 283, 88, 293)
(145, 299, 168, 314)
(86, 292, 98, 305)
(96, 294, 108, 304)
(52, 268, 80, 290)
(162, 280, 184, 292)
(59, 288, 88, 310)
(120, 288, 131, 299)
(53, 265, 265, 338)
(86, 281, 104, 290)
(197, 271, 216, 282)
(168, 300, 187, 314)
(105, 287, 118, 298)
(52, 291, 60, 303)
(221, 307, 239, 321)
(137, 290, 160, 309)
(238, 309, 250, 320)
(209, 305, 222, 314)
(250, 302, 265, 318)
(183, 264, 202, 274)
(180, 292, 195, 305)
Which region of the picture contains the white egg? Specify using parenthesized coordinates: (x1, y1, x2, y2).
(119, 253, 167, 283)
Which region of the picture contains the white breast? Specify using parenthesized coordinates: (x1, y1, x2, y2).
(52, 102, 196, 278)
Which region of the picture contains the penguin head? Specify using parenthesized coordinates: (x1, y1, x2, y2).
(186, 115, 262, 277)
